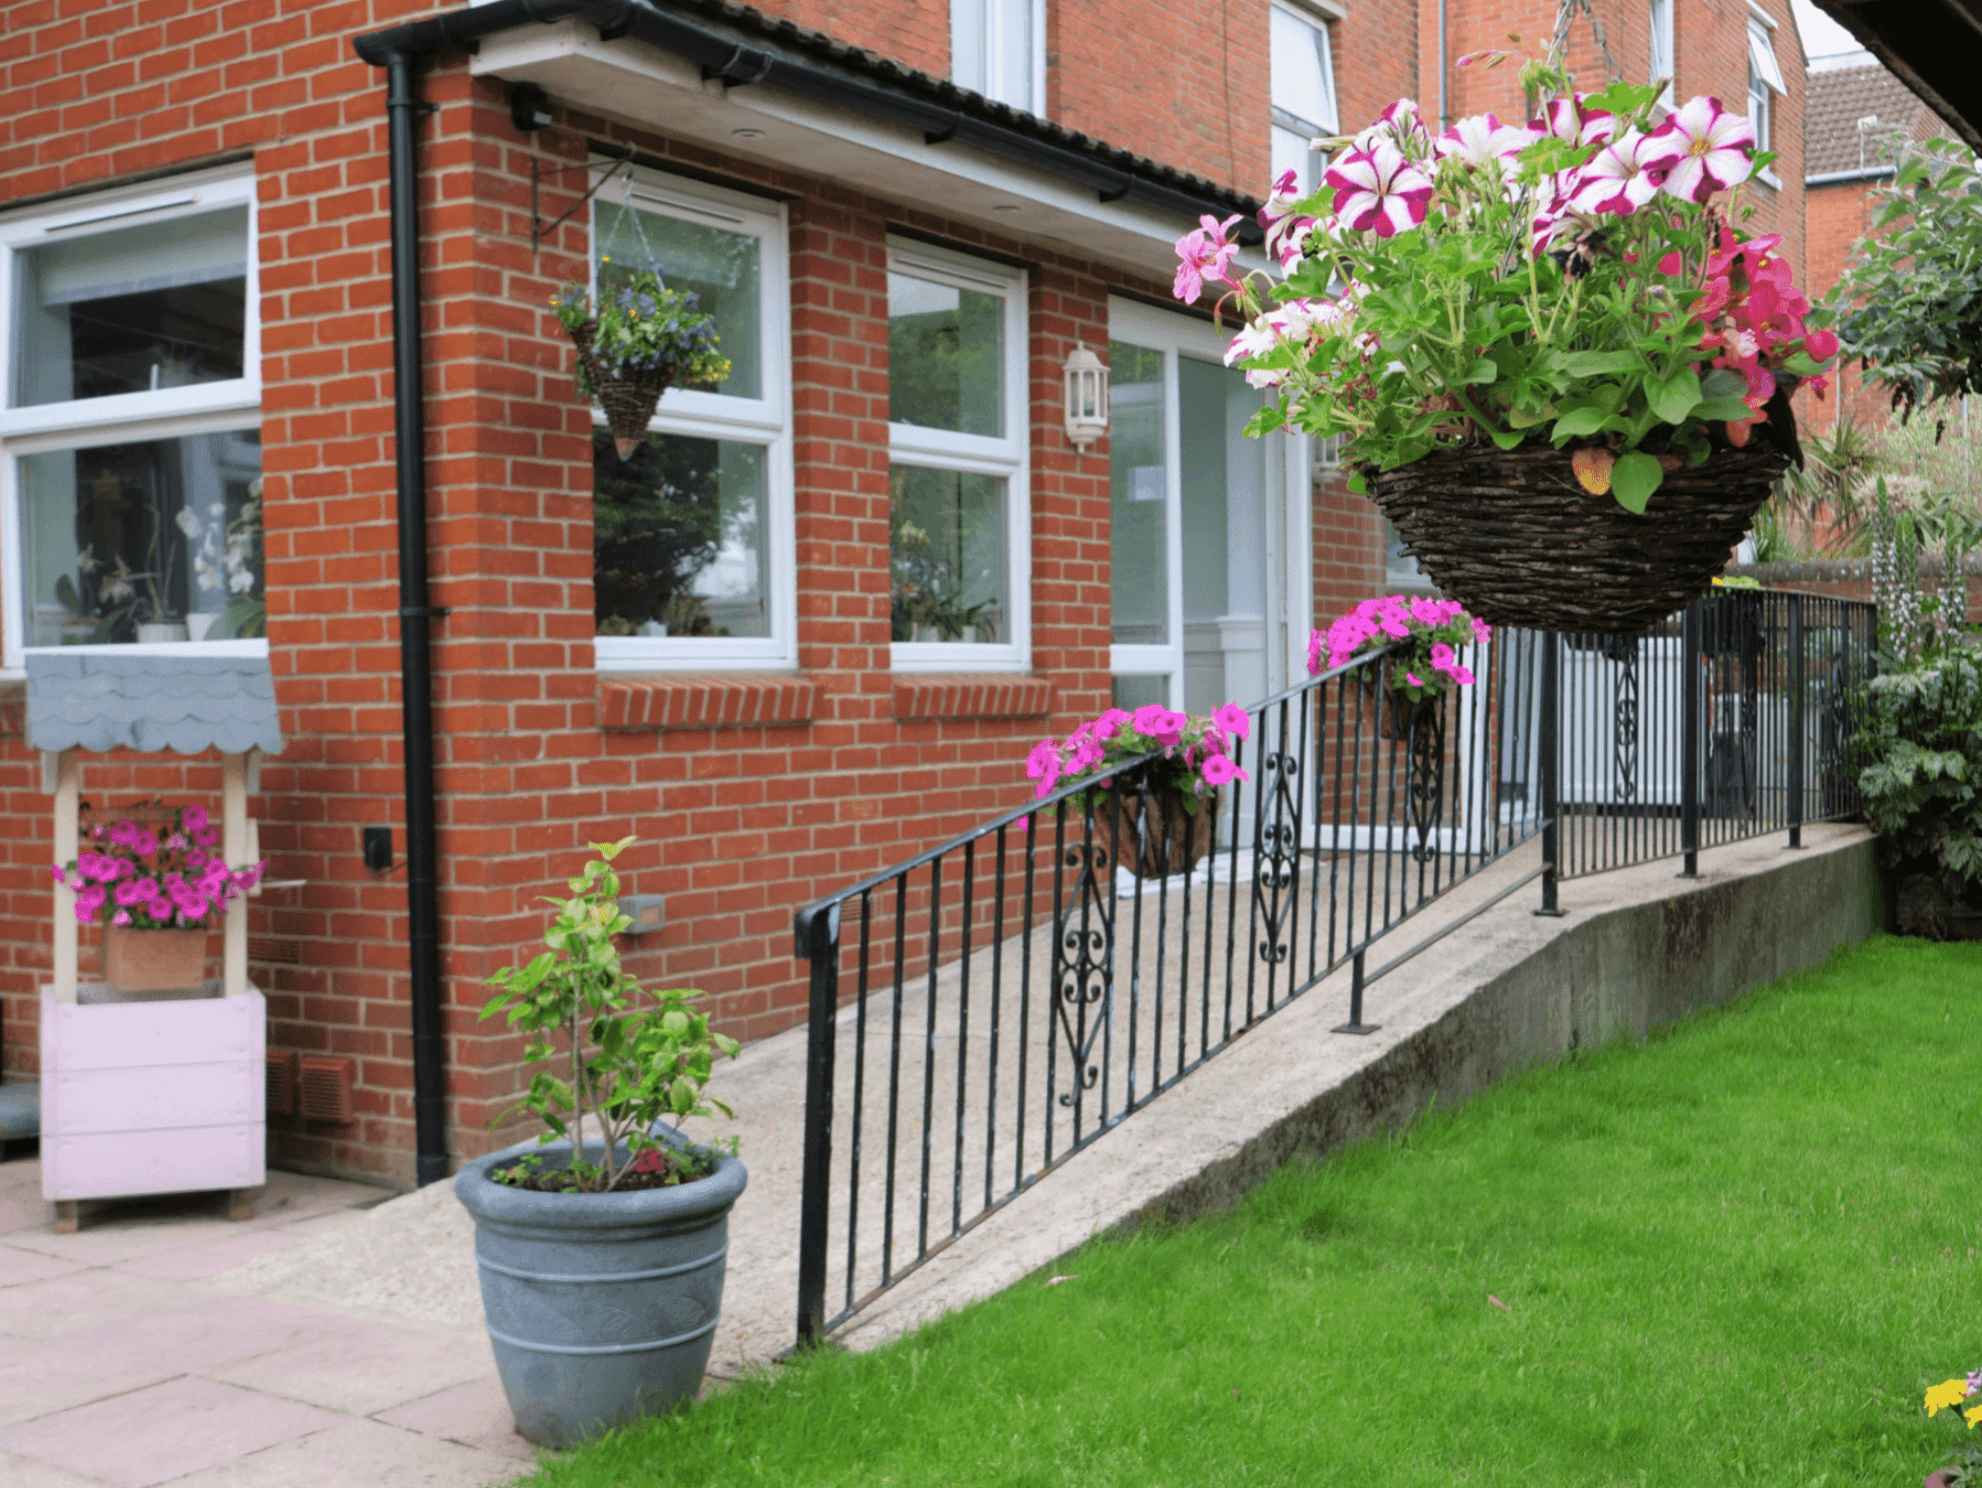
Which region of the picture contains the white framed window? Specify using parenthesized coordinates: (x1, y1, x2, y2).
(1648, 0, 1675, 105)
(0, 167, 263, 671)
(1748, 15, 1786, 161)
(887, 239, 1029, 673)
(1271, 2, 1338, 195)
(952, 0, 1046, 114)
(588, 169, 794, 672)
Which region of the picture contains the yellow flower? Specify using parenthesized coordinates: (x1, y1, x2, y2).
(1927, 1379, 1970, 1415)
(1968, 1404, 1982, 1430)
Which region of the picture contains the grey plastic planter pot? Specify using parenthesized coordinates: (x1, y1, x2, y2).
(454, 1133, 748, 1447)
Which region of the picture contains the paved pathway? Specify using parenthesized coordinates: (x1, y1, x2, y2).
(0, 1164, 536, 1487)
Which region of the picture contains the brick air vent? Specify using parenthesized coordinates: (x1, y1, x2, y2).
(297, 1056, 356, 1123)
(265, 1051, 297, 1116)
(249, 937, 303, 965)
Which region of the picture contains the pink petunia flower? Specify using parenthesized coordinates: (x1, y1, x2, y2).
(183, 805, 208, 832)
(1258, 169, 1315, 267)
(1326, 142, 1435, 239)
(1173, 214, 1244, 302)
(1536, 95, 1617, 149)
(1213, 703, 1251, 742)
(1651, 96, 1755, 203)
(1202, 753, 1250, 787)
(112, 910, 132, 927)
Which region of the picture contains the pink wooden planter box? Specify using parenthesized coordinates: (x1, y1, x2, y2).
(39, 983, 266, 1203)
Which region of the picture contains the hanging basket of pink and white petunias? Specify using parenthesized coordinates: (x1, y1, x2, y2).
(1181, 43, 1841, 635)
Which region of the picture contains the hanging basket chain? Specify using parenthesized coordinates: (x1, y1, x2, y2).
(1547, 0, 1626, 86)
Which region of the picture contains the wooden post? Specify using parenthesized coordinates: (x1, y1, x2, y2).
(52, 748, 79, 1004)
(222, 750, 248, 998)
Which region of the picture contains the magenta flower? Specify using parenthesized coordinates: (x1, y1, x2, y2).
(1132, 705, 1189, 748)
(1258, 170, 1315, 268)
(132, 829, 159, 858)
(1434, 113, 1535, 169)
(1202, 754, 1250, 787)
(145, 898, 173, 922)
(112, 910, 132, 927)
(1173, 214, 1244, 302)
(1652, 96, 1755, 203)
(193, 827, 219, 848)
(1568, 129, 1679, 217)
(1306, 628, 1326, 676)
(1326, 142, 1434, 239)
(1536, 96, 1617, 149)
(1354, 98, 1430, 152)
(183, 806, 208, 832)
(1212, 703, 1251, 742)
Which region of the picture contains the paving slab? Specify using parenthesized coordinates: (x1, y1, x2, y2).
(0, 1376, 341, 1488)
(372, 1376, 539, 1465)
(0, 1246, 85, 1288)
(0, 1448, 102, 1488)
(205, 1317, 496, 1417)
(163, 1418, 528, 1488)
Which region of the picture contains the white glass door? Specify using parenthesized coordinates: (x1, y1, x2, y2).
(1107, 299, 1310, 717)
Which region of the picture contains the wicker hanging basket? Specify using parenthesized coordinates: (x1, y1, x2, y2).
(568, 321, 678, 461)
(1091, 778, 1220, 879)
(1363, 439, 1791, 635)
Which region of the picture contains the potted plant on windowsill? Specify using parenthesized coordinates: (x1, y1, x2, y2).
(53, 804, 266, 991)
(1022, 704, 1253, 877)
(455, 837, 744, 1448)
(552, 264, 730, 461)
(1185, 39, 1838, 635)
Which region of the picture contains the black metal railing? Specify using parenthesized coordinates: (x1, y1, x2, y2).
(787, 590, 1875, 1349)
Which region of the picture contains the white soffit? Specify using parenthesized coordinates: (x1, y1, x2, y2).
(469, 19, 1254, 281)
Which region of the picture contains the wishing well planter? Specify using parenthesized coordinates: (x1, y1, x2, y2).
(457, 1135, 747, 1447)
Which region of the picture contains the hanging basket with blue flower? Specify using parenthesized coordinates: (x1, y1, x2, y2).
(552, 264, 730, 460)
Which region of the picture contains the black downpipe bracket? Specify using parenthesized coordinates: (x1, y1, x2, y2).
(382, 51, 450, 1187)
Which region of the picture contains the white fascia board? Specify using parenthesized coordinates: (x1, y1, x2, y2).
(470, 19, 1253, 282)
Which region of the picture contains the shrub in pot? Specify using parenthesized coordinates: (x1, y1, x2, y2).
(458, 837, 743, 1447)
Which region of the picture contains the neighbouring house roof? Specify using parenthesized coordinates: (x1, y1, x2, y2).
(354, 0, 1264, 236)
(26, 654, 285, 756)
(1805, 61, 1945, 180)
(1808, 0, 1982, 158)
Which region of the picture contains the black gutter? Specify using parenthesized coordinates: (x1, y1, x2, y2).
(380, 51, 450, 1188)
(353, 0, 1262, 241)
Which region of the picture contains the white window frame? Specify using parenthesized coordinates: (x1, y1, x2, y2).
(1271, 1, 1339, 195)
(951, 0, 1047, 115)
(588, 168, 795, 673)
(1648, 0, 1675, 106)
(1747, 16, 1785, 181)
(887, 238, 1030, 675)
(0, 166, 263, 674)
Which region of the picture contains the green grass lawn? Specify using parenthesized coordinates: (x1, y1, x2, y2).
(525, 936, 1982, 1487)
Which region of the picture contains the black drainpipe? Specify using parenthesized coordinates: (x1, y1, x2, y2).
(380, 49, 449, 1188)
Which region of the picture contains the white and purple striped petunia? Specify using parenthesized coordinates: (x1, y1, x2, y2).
(1434, 113, 1538, 169)
(1651, 96, 1756, 203)
(1567, 128, 1683, 217)
(1325, 141, 1435, 239)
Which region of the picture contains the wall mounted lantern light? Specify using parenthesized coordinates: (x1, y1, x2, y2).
(1063, 344, 1109, 451)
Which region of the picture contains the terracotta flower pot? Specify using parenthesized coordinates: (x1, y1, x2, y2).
(100, 925, 208, 992)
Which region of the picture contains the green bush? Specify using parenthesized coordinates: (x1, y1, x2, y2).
(1857, 648, 1982, 934)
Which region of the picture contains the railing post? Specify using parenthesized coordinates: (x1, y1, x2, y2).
(793, 900, 841, 1351)
(1333, 948, 1378, 1035)
(1536, 629, 1564, 916)
(1680, 601, 1702, 877)
(1787, 593, 1805, 849)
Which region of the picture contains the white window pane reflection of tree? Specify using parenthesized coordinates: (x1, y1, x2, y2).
(890, 465, 1008, 643)
(1270, 5, 1337, 135)
(594, 201, 762, 400)
(1109, 341, 1167, 646)
(21, 431, 263, 645)
(593, 431, 768, 639)
(15, 208, 249, 407)
(888, 272, 1004, 438)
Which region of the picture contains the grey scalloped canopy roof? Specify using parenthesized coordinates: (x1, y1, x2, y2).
(26, 654, 284, 756)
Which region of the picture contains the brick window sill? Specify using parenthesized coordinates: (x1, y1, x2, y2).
(598, 673, 816, 731)
(892, 674, 1053, 722)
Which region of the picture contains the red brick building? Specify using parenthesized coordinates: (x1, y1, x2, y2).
(0, 0, 1815, 1187)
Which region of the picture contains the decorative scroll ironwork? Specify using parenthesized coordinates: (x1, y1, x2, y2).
(1407, 706, 1445, 863)
(1613, 647, 1639, 805)
(1251, 727, 1304, 968)
(1050, 813, 1116, 1109)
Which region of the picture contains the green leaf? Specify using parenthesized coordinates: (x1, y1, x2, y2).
(1551, 406, 1609, 440)
(1504, 404, 1556, 429)
(1647, 368, 1702, 425)
(1610, 451, 1664, 514)
(1559, 350, 1645, 377)
(1693, 396, 1755, 422)
(1486, 425, 1527, 451)
(1462, 356, 1499, 385)
(1699, 368, 1747, 401)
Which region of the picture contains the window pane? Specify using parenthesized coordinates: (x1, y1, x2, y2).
(987, 0, 1035, 111)
(1112, 674, 1169, 710)
(1273, 124, 1318, 195)
(1747, 21, 1786, 93)
(15, 208, 248, 407)
(20, 431, 263, 646)
(594, 431, 769, 639)
(1270, 7, 1336, 134)
(889, 271, 1005, 437)
(891, 465, 1008, 643)
(595, 201, 762, 400)
(1110, 342, 1168, 646)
